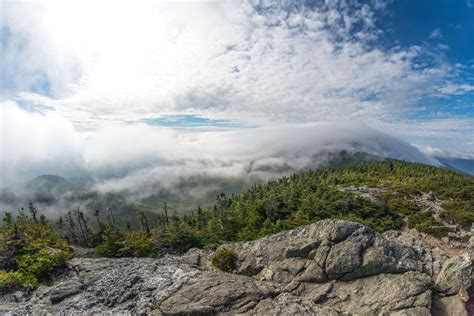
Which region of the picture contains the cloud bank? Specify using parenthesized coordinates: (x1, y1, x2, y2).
(1, 101, 439, 195)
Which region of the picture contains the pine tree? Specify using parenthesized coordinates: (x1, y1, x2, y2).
(139, 210, 150, 234)
(94, 210, 101, 227)
(39, 214, 47, 225)
(197, 206, 204, 229)
(65, 211, 78, 243)
(28, 202, 38, 223)
(163, 202, 169, 226)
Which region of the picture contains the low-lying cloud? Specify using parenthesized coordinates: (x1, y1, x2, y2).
(1, 101, 439, 196)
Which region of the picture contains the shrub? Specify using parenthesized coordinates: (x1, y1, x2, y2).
(16, 247, 69, 281)
(442, 200, 474, 230)
(211, 247, 237, 272)
(0, 270, 37, 293)
(95, 231, 123, 257)
(0, 208, 72, 293)
(385, 195, 419, 215)
(95, 229, 159, 258)
(117, 231, 158, 257)
(157, 222, 219, 251)
(408, 212, 440, 233)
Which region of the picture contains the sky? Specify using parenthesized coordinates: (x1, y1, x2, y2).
(1, 0, 474, 185)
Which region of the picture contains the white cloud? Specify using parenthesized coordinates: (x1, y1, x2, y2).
(375, 118, 474, 158)
(416, 145, 449, 157)
(0, 100, 84, 186)
(1, 0, 451, 127)
(429, 28, 442, 39)
(0, 101, 439, 192)
(438, 83, 474, 95)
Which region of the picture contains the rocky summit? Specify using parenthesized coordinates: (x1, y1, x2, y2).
(1, 219, 472, 315)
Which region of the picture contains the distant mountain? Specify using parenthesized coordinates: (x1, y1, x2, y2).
(26, 174, 73, 191)
(436, 156, 474, 176)
(25, 175, 76, 204)
(67, 175, 95, 189)
(309, 151, 384, 169)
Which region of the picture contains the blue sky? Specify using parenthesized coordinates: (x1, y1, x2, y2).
(1, 0, 473, 163)
(138, 115, 248, 128)
(385, 0, 474, 122)
(388, 0, 474, 62)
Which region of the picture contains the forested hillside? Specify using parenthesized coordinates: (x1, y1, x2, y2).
(1, 160, 473, 292)
(47, 160, 474, 253)
(195, 160, 474, 242)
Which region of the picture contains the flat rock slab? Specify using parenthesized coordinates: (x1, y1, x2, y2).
(1, 219, 471, 315)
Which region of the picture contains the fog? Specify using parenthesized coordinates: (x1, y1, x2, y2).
(1, 101, 439, 195)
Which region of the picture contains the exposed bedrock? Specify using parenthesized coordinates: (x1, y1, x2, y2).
(1, 219, 472, 315)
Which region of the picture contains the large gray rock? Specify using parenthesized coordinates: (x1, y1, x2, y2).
(383, 229, 449, 279)
(160, 272, 279, 315)
(250, 293, 339, 316)
(300, 271, 432, 315)
(432, 292, 470, 316)
(325, 230, 371, 279)
(226, 219, 423, 283)
(1, 256, 201, 315)
(435, 253, 472, 296)
(1, 219, 470, 315)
